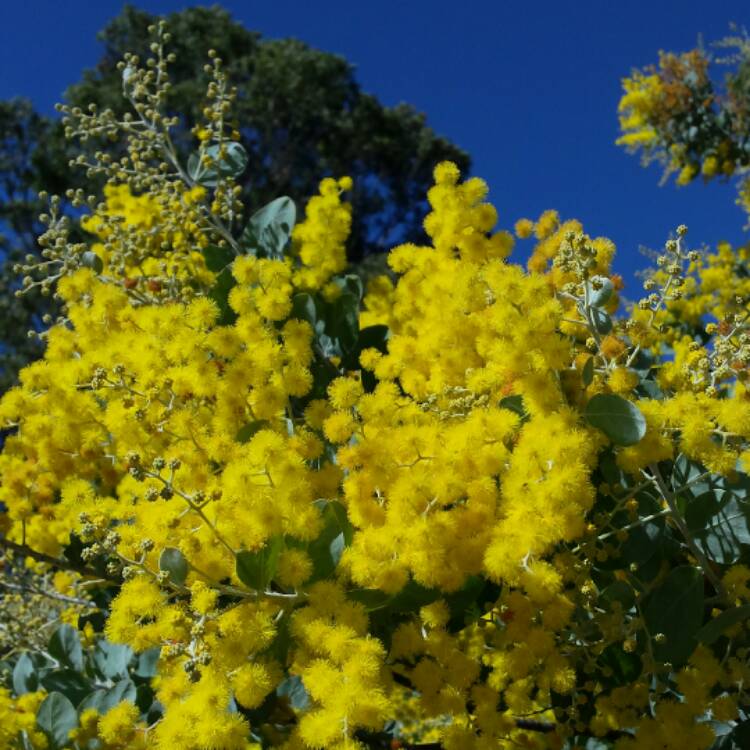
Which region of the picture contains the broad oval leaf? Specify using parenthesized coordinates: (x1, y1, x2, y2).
(307, 501, 354, 581)
(582, 356, 595, 387)
(37, 692, 78, 749)
(240, 196, 296, 259)
(80, 250, 103, 274)
(236, 536, 283, 591)
(100, 679, 137, 714)
(590, 306, 613, 334)
(40, 669, 92, 707)
(276, 675, 310, 711)
(499, 394, 526, 420)
(642, 565, 704, 666)
(134, 647, 161, 679)
(586, 276, 614, 307)
(202, 244, 235, 273)
(188, 141, 248, 187)
(12, 652, 37, 695)
(686, 489, 750, 564)
(698, 604, 750, 645)
(599, 643, 642, 686)
(93, 640, 133, 680)
(49, 624, 83, 671)
(290, 293, 320, 329)
(325, 293, 359, 355)
(158, 547, 188, 586)
(584, 394, 646, 446)
(78, 679, 136, 715)
(334, 274, 364, 302)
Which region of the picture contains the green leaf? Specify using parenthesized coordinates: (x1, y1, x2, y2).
(188, 141, 248, 187)
(78, 690, 106, 714)
(325, 293, 359, 355)
(40, 669, 92, 707)
(290, 293, 319, 329)
(307, 501, 354, 581)
(614, 490, 666, 568)
(78, 679, 136, 715)
(642, 565, 704, 666)
(202, 244, 235, 273)
(444, 576, 501, 633)
(134, 648, 161, 679)
(341, 323, 389, 375)
(698, 604, 750, 646)
(334, 274, 364, 302)
(209, 265, 238, 326)
(499, 395, 526, 419)
(263, 612, 293, 667)
(698, 605, 750, 645)
(13, 653, 38, 695)
(202, 244, 238, 325)
(586, 276, 614, 307)
(37, 692, 78, 749)
(601, 580, 636, 611)
(49, 624, 83, 672)
(582, 356, 595, 387)
(327, 500, 354, 546)
(236, 536, 284, 591)
(590, 306, 613, 334)
(236, 420, 265, 444)
(356, 324, 389, 355)
(672, 454, 708, 492)
(636, 378, 664, 400)
(584, 394, 646, 446)
(80, 250, 103, 274)
(276, 675, 310, 711)
(599, 643, 642, 685)
(686, 490, 750, 564)
(386, 580, 440, 613)
(715, 718, 750, 749)
(240, 196, 296, 258)
(93, 641, 133, 680)
(98, 679, 137, 713)
(158, 547, 188, 586)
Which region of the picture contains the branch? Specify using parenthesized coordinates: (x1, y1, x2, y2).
(0, 535, 120, 582)
(0, 579, 96, 608)
(648, 463, 728, 599)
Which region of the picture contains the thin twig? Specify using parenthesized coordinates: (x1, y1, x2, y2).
(0, 579, 96, 608)
(0, 536, 119, 582)
(648, 463, 727, 599)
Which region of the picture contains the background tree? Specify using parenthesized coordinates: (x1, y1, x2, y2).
(0, 3, 469, 392)
(616, 25, 750, 212)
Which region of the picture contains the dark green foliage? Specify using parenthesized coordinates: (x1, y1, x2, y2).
(236, 537, 284, 591)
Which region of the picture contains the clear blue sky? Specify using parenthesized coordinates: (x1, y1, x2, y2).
(1, 0, 749, 290)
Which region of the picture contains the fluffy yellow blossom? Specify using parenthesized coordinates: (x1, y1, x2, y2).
(616, 72, 663, 149)
(98, 700, 140, 745)
(291, 177, 352, 291)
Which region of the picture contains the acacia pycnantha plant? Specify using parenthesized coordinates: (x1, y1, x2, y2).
(3, 19, 750, 750)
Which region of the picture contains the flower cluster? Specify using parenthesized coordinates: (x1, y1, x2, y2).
(616, 31, 750, 223)
(5, 25, 750, 750)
